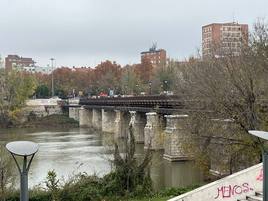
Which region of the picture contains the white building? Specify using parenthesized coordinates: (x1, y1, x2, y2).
(23, 65, 54, 74)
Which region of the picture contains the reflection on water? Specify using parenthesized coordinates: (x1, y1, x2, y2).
(0, 128, 112, 187)
(0, 128, 202, 190)
(135, 144, 203, 190)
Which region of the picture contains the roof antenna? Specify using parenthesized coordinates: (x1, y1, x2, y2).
(150, 42, 157, 51)
(232, 11, 236, 23)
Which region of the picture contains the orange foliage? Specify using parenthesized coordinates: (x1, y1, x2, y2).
(134, 58, 153, 83)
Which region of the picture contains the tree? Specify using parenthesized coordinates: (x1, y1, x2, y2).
(35, 84, 50, 98)
(45, 170, 60, 201)
(0, 147, 16, 201)
(92, 61, 122, 95)
(0, 70, 37, 126)
(134, 58, 153, 84)
(177, 21, 268, 175)
(104, 125, 152, 197)
(120, 65, 142, 95)
(151, 61, 177, 94)
(0, 56, 3, 69)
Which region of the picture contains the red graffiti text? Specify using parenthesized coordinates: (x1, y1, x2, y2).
(214, 183, 253, 199)
(256, 168, 263, 181)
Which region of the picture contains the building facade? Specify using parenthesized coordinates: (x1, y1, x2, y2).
(141, 45, 167, 68)
(5, 55, 35, 70)
(23, 65, 54, 74)
(202, 22, 248, 58)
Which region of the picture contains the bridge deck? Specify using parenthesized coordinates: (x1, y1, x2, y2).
(63, 95, 211, 113)
(80, 95, 184, 108)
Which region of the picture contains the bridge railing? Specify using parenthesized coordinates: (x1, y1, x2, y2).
(79, 95, 185, 108)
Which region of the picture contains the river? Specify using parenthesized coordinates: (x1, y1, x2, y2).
(0, 127, 203, 190)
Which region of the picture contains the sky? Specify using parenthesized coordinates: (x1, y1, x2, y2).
(0, 0, 268, 67)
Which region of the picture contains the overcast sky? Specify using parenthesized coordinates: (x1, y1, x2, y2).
(0, 0, 267, 67)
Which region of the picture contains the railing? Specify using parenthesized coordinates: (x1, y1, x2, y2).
(79, 95, 184, 108)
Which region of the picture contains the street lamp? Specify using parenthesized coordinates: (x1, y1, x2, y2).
(50, 58, 55, 97)
(6, 141, 39, 201)
(248, 130, 268, 201)
(136, 84, 139, 95)
(149, 81, 152, 95)
(164, 80, 168, 92)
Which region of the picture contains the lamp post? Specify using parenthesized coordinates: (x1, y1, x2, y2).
(136, 84, 139, 95)
(248, 130, 268, 201)
(149, 81, 152, 95)
(50, 58, 55, 97)
(164, 80, 168, 92)
(6, 141, 39, 201)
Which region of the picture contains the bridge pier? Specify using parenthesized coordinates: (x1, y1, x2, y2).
(144, 112, 164, 150)
(92, 109, 102, 129)
(114, 110, 130, 139)
(79, 107, 93, 127)
(69, 107, 80, 121)
(163, 115, 190, 161)
(101, 109, 116, 133)
(129, 111, 146, 143)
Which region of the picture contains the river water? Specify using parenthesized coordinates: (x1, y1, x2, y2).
(0, 127, 202, 190)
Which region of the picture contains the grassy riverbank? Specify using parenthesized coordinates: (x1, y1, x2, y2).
(6, 184, 198, 201)
(22, 114, 79, 128)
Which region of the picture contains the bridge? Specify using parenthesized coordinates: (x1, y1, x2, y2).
(65, 96, 268, 201)
(79, 95, 186, 113)
(66, 95, 212, 162)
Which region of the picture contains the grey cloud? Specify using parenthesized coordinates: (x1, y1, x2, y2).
(0, 0, 267, 66)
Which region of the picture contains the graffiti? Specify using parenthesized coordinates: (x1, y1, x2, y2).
(256, 168, 263, 181)
(214, 183, 254, 199)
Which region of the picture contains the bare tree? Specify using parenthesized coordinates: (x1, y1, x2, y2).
(177, 20, 268, 176)
(0, 147, 16, 201)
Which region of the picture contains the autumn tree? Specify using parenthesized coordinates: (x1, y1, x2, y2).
(53, 67, 93, 97)
(120, 65, 142, 95)
(92, 61, 122, 95)
(0, 70, 37, 126)
(134, 58, 153, 84)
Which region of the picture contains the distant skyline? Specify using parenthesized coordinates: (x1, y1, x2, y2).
(0, 0, 267, 67)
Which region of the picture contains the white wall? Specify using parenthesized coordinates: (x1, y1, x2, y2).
(26, 98, 61, 106)
(168, 163, 263, 201)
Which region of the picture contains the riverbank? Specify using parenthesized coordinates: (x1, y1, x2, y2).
(5, 182, 199, 201)
(22, 114, 79, 128)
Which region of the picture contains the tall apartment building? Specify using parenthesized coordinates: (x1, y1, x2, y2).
(202, 22, 248, 58)
(141, 45, 167, 67)
(5, 55, 35, 70)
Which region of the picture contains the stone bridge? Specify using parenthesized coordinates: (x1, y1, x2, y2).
(65, 95, 200, 161)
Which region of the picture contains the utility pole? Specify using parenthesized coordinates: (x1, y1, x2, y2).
(50, 58, 55, 97)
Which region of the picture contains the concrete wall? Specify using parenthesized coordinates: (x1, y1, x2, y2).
(164, 115, 190, 161)
(92, 109, 102, 129)
(114, 110, 130, 139)
(26, 98, 61, 106)
(69, 107, 80, 121)
(168, 163, 263, 201)
(129, 111, 146, 143)
(24, 105, 62, 118)
(102, 109, 116, 133)
(25, 98, 63, 118)
(144, 112, 164, 150)
(79, 107, 92, 127)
